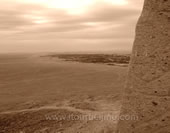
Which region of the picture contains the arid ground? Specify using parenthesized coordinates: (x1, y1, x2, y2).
(0, 54, 128, 133)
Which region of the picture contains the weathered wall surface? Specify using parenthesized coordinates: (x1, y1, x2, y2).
(116, 0, 170, 133)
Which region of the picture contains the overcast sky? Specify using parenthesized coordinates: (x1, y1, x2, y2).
(0, 0, 144, 53)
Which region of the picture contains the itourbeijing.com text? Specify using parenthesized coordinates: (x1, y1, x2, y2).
(45, 114, 139, 121)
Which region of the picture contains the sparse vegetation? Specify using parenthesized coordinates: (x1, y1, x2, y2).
(46, 54, 130, 66)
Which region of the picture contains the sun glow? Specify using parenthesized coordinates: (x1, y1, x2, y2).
(23, 14, 49, 24)
(104, 0, 128, 5)
(33, 19, 48, 24)
(22, 0, 128, 15)
(47, 0, 93, 14)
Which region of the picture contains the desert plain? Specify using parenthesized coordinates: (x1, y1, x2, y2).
(0, 53, 128, 133)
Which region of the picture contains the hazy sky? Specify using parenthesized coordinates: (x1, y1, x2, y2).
(0, 0, 144, 53)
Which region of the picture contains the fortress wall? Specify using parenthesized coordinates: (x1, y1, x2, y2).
(116, 0, 170, 133)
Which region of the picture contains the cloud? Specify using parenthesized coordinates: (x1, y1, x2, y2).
(0, 0, 144, 53)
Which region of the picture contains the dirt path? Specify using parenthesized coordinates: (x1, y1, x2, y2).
(0, 99, 121, 133)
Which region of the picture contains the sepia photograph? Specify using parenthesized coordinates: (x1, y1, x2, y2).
(0, 0, 169, 133)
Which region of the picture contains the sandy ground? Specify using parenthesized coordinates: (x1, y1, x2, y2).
(0, 54, 128, 133)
